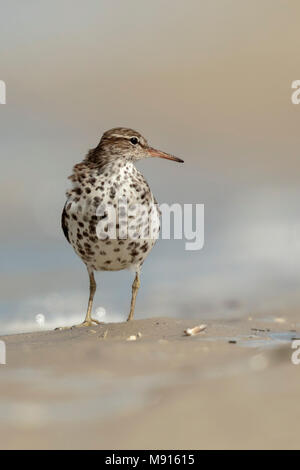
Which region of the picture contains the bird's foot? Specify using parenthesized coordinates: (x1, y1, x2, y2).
(73, 318, 103, 328)
(55, 318, 103, 331)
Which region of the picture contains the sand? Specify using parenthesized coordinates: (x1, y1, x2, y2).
(0, 312, 299, 450)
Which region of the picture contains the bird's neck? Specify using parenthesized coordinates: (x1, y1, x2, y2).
(84, 147, 130, 171)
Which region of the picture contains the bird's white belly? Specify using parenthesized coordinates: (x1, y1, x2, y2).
(66, 195, 160, 272)
(64, 161, 161, 271)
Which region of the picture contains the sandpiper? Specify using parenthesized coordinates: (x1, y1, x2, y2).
(61, 127, 183, 328)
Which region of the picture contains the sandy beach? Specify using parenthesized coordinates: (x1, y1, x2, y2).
(1, 0, 300, 454)
(0, 311, 299, 450)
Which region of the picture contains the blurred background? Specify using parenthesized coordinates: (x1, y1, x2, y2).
(1, 0, 300, 334)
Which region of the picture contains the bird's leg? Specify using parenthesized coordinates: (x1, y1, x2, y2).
(56, 269, 102, 330)
(127, 271, 140, 321)
(75, 269, 102, 327)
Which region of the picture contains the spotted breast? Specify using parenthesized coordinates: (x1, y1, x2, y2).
(62, 159, 160, 272)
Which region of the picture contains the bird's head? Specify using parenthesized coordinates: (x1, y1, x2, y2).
(87, 127, 184, 165)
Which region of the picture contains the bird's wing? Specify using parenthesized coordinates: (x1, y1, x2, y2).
(61, 203, 70, 243)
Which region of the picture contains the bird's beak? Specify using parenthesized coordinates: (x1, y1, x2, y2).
(148, 147, 184, 163)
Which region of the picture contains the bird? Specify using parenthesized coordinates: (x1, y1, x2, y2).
(61, 127, 183, 328)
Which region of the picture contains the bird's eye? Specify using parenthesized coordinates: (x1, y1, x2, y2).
(130, 137, 139, 145)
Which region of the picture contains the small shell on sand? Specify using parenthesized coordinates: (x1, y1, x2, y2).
(126, 335, 137, 341)
(184, 324, 207, 336)
(126, 332, 142, 341)
(100, 329, 108, 339)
